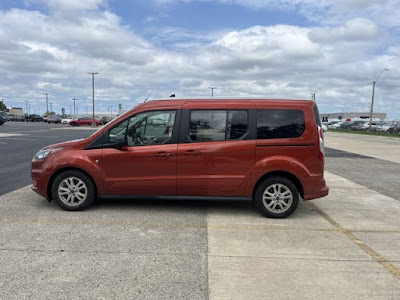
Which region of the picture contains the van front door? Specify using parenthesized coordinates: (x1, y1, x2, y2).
(100, 108, 180, 196)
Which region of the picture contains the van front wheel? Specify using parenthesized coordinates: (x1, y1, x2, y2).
(254, 176, 299, 218)
(51, 170, 96, 211)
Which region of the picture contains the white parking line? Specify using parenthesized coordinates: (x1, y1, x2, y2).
(0, 133, 27, 138)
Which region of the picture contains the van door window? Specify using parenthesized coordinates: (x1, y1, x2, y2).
(108, 110, 177, 146)
(257, 109, 305, 139)
(127, 110, 176, 146)
(189, 110, 248, 142)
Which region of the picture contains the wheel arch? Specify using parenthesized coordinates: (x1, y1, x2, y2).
(252, 171, 304, 200)
(47, 167, 98, 201)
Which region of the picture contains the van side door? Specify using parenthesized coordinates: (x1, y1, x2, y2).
(177, 102, 256, 197)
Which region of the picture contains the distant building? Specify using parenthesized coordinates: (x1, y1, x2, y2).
(320, 112, 387, 122)
(6, 107, 24, 116)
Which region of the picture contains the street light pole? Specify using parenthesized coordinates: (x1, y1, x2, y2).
(44, 93, 49, 113)
(72, 98, 77, 115)
(369, 68, 389, 130)
(209, 87, 217, 97)
(88, 72, 98, 126)
(311, 88, 321, 102)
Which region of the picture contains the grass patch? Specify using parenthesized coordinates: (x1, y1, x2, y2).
(328, 129, 400, 138)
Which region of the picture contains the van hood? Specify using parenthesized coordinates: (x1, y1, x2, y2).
(45, 138, 84, 149)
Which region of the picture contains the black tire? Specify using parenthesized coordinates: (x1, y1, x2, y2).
(71, 122, 77, 126)
(254, 176, 299, 218)
(51, 170, 96, 211)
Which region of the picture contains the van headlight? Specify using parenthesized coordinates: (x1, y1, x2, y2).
(34, 147, 64, 160)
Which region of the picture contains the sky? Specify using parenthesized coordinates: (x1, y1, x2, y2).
(0, 0, 399, 118)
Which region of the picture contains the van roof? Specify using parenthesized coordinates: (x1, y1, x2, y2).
(142, 98, 315, 107)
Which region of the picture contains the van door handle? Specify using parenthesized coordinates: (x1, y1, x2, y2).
(184, 150, 200, 155)
(155, 151, 171, 157)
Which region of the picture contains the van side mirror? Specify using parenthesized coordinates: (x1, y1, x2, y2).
(111, 135, 126, 149)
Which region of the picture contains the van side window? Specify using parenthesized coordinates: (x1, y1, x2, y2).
(127, 110, 176, 146)
(189, 110, 248, 142)
(108, 110, 176, 146)
(257, 109, 305, 139)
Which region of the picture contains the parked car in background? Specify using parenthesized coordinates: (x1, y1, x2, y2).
(27, 114, 43, 122)
(341, 120, 365, 130)
(0, 111, 7, 125)
(61, 117, 75, 124)
(6, 113, 25, 122)
(321, 124, 328, 132)
(387, 124, 400, 134)
(69, 117, 102, 126)
(377, 121, 399, 132)
(360, 121, 381, 131)
(350, 121, 369, 131)
(329, 121, 343, 129)
(47, 116, 62, 124)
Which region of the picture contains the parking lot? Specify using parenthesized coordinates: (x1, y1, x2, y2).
(1, 122, 400, 299)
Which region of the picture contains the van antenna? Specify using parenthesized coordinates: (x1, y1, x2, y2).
(144, 90, 154, 103)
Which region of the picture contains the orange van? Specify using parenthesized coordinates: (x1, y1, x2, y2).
(32, 98, 328, 218)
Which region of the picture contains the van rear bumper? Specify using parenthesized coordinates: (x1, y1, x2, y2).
(303, 177, 329, 200)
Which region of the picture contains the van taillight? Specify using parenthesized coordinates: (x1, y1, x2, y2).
(318, 126, 325, 162)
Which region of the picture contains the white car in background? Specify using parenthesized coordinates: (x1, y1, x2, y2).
(329, 121, 343, 129)
(61, 117, 75, 124)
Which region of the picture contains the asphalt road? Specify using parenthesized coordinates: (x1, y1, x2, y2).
(0, 122, 96, 196)
(325, 148, 400, 201)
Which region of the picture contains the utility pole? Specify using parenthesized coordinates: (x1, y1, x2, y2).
(44, 93, 49, 113)
(72, 98, 77, 115)
(88, 72, 98, 126)
(209, 87, 217, 97)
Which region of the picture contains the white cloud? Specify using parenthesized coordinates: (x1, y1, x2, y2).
(0, 2, 399, 118)
(309, 18, 382, 44)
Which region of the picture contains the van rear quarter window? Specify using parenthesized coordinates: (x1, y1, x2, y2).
(257, 109, 305, 139)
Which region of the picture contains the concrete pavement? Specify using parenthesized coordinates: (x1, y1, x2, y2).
(324, 132, 400, 164)
(207, 171, 400, 299)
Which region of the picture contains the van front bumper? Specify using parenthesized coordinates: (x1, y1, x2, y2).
(31, 167, 50, 199)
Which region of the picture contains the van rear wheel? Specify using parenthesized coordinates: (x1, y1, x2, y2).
(254, 176, 299, 218)
(51, 170, 96, 211)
